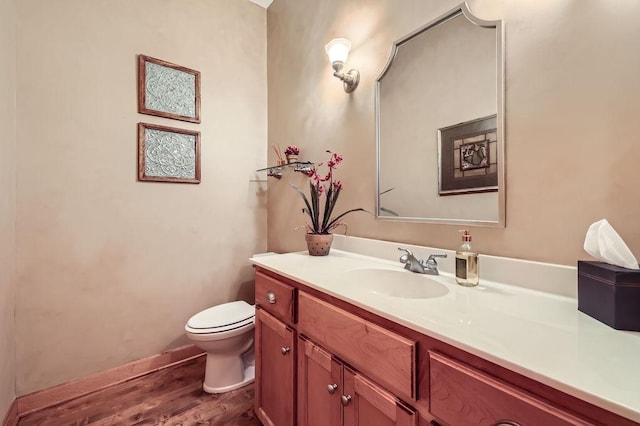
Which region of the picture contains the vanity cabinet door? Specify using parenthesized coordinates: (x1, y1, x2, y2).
(343, 367, 418, 426)
(255, 307, 295, 426)
(297, 336, 343, 426)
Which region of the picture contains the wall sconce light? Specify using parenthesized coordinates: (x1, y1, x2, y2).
(325, 38, 360, 93)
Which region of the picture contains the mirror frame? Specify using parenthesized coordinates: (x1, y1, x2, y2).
(375, 2, 505, 227)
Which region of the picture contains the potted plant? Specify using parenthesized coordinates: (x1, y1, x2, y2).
(284, 145, 300, 163)
(292, 151, 367, 256)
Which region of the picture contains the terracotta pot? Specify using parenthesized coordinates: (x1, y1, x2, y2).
(286, 154, 299, 163)
(305, 233, 333, 256)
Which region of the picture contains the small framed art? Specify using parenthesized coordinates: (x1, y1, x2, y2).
(438, 114, 498, 195)
(138, 54, 201, 123)
(138, 123, 201, 184)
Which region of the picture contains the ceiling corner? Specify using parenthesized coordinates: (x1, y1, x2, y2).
(248, 0, 273, 8)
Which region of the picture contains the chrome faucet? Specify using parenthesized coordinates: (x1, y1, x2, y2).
(398, 248, 447, 275)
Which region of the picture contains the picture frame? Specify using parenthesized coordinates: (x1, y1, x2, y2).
(438, 114, 498, 195)
(138, 123, 201, 184)
(138, 54, 201, 123)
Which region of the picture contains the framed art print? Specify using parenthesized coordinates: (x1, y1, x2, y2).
(438, 114, 498, 195)
(138, 123, 201, 184)
(138, 55, 201, 123)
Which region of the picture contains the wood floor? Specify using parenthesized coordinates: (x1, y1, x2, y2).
(18, 356, 262, 426)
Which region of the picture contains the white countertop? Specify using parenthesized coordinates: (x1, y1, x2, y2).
(251, 248, 640, 423)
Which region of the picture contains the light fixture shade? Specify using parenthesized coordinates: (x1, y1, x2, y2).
(325, 38, 351, 66)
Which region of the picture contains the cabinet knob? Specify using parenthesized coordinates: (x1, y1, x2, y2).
(340, 394, 352, 406)
(281, 346, 290, 355)
(494, 421, 521, 426)
(327, 384, 338, 394)
(266, 291, 276, 304)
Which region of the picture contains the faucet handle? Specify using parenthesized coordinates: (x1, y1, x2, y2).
(425, 252, 447, 267)
(427, 252, 447, 261)
(398, 247, 413, 264)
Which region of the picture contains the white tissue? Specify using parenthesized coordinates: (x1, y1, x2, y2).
(584, 219, 639, 270)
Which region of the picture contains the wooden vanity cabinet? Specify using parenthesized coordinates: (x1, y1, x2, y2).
(254, 267, 638, 426)
(297, 336, 418, 426)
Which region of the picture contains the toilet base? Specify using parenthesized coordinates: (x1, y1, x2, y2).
(202, 350, 255, 394)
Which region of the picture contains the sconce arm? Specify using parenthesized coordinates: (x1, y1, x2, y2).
(332, 69, 360, 93)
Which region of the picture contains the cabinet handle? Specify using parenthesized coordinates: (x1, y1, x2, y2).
(341, 394, 352, 406)
(327, 384, 338, 394)
(266, 291, 276, 304)
(281, 346, 290, 355)
(494, 421, 522, 426)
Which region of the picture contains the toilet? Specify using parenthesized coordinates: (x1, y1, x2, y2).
(185, 300, 255, 393)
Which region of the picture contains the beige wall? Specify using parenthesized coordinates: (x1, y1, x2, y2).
(0, 0, 16, 415)
(267, 0, 640, 266)
(15, 0, 267, 394)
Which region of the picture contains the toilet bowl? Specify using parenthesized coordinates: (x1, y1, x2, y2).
(185, 300, 255, 393)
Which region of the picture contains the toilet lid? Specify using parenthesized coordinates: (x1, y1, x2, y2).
(187, 301, 255, 330)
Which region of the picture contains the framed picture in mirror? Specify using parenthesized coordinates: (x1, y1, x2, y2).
(138, 54, 201, 123)
(438, 115, 498, 195)
(138, 123, 201, 184)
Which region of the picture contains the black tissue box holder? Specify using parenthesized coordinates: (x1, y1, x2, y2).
(577, 261, 640, 331)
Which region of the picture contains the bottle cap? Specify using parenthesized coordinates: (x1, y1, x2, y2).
(459, 230, 472, 242)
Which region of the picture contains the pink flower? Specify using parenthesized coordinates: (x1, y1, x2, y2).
(292, 150, 365, 235)
(285, 145, 300, 155)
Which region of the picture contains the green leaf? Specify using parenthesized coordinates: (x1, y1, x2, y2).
(325, 208, 368, 231)
(291, 184, 317, 231)
(321, 184, 334, 232)
(310, 181, 320, 232)
(324, 186, 341, 230)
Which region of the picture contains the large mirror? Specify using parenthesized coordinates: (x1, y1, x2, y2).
(376, 3, 505, 226)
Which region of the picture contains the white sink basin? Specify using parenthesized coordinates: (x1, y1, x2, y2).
(342, 267, 449, 299)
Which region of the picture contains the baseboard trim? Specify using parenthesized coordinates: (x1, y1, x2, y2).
(16, 344, 204, 418)
(2, 399, 18, 426)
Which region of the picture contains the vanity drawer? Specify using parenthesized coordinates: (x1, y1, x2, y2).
(255, 271, 295, 326)
(429, 352, 590, 426)
(298, 292, 416, 400)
